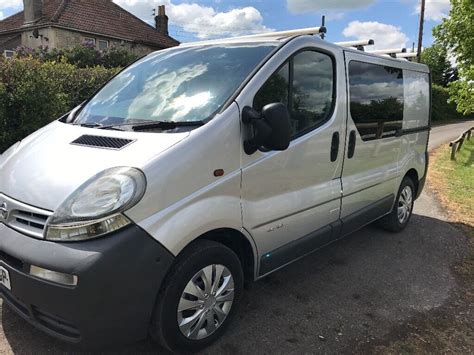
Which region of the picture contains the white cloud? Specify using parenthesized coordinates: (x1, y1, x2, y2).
(287, 0, 375, 13)
(343, 21, 409, 50)
(0, 0, 22, 11)
(114, 0, 273, 40)
(414, 0, 451, 21)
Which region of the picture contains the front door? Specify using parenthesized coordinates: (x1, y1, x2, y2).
(239, 44, 347, 276)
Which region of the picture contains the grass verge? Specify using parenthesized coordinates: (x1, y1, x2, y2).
(429, 138, 473, 227)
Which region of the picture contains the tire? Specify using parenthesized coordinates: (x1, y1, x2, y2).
(150, 240, 244, 353)
(378, 177, 416, 233)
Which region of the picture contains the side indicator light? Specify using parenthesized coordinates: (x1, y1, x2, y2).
(214, 169, 225, 177)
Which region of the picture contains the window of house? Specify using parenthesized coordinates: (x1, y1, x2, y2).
(98, 40, 109, 50)
(254, 50, 335, 138)
(349, 61, 404, 141)
(3, 50, 14, 59)
(84, 37, 96, 46)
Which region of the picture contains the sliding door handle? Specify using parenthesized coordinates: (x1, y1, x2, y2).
(330, 132, 340, 162)
(348, 130, 356, 159)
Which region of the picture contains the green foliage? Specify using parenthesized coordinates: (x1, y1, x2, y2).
(431, 84, 473, 121)
(101, 47, 140, 69)
(0, 57, 118, 152)
(421, 44, 458, 87)
(433, 0, 474, 115)
(15, 44, 140, 69)
(447, 67, 474, 115)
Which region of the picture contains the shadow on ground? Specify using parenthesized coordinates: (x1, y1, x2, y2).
(1, 214, 468, 354)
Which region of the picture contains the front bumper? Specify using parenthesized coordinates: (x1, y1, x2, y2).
(0, 223, 174, 346)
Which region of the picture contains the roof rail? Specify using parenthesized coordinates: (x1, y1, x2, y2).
(230, 27, 327, 40)
(336, 39, 374, 50)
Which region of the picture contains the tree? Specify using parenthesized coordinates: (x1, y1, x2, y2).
(421, 43, 458, 87)
(433, 0, 474, 115)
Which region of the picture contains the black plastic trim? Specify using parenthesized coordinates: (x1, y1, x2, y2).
(258, 194, 396, 277)
(259, 224, 335, 275)
(341, 194, 394, 237)
(0, 224, 175, 346)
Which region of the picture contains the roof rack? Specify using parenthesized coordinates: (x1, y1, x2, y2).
(230, 27, 327, 40)
(335, 39, 374, 51)
(396, 52, 419, 61)
(368, 48, 407, 55)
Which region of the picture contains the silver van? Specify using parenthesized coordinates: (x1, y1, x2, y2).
(0, 29, 430, 352)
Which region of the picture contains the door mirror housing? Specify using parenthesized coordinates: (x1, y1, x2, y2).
(243, 103, 291, 155)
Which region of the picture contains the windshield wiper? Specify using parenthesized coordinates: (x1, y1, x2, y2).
(76, 122, 103, 128)
(132, 121, 205, 131)
(97, 120, 205, 132)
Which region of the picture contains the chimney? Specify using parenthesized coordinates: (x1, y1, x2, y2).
(155, 5, 169, 35)
(23, 0, 43, 25)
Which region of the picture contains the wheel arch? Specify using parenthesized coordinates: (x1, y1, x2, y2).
(190, 228, 258, 282)
(404, 168, 420, 197)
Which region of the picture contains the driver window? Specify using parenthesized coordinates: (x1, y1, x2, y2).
(253, 50, 335, 138)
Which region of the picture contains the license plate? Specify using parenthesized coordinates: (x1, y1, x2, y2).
(0, 265, 11, 290)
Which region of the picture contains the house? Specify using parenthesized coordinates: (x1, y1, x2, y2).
(0, 0, 179, 58)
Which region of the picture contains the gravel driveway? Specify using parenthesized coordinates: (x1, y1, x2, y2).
(0, 121, 472, 354)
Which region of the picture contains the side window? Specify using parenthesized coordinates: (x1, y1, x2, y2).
(254, 50, 334, 138)
(349, 61, 404, 141)
(253, 63, 289, 113)
(292, 51, 334, 136)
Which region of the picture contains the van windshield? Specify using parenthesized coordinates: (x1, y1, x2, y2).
(74, 43, 277, 127)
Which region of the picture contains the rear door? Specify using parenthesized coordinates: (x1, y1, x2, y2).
(340, 51, 404, 234)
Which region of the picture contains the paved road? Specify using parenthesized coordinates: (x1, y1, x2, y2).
(0, 121, 472, 354)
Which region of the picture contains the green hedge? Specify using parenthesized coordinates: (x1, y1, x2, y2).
(0, 57, 119, 153)
(431, 84, 472, 121)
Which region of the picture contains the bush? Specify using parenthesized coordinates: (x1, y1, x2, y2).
(0, 57, 118, 152)
(431, 84, 473, 121)
(15, 44, 140, 69)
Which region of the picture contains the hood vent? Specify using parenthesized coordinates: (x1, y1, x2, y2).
(71, 135, 135, 150)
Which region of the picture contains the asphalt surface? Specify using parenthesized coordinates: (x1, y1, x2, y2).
(0, 121, 472, 354)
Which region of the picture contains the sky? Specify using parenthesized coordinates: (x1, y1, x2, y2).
(0, 0, 451, 50)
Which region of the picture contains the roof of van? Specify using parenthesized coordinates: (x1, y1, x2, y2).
(178, 34, 430, 72)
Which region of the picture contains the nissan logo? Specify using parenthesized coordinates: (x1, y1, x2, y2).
(0, 202, 8, 222)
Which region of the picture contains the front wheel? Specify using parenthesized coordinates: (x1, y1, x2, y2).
(150, 240, 243, 353)
(378, 177, 415, 233)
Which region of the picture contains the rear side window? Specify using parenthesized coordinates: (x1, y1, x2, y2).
(254, 50, 335, 138)
(349, 61, 404, 141)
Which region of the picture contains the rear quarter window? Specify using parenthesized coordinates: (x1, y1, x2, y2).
(403, 70, 430, 129)
(349, 61, 404, 141)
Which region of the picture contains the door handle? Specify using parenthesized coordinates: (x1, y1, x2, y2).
(348, 130, 356, 159)
(330, 132, 339, 162)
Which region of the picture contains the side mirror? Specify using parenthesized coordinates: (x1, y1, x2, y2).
(243, 103, 291, 155)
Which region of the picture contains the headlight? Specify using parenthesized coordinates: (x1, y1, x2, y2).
(45, 167, 146, 242)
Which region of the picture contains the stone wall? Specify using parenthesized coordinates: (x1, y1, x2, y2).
(20, 27, 157, 56)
